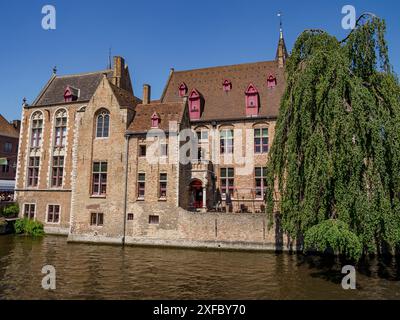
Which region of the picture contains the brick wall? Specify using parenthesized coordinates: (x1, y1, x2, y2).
(0, 135, 18, 180)
(15, 102, 82, 232)
(69, 76, 134, 239)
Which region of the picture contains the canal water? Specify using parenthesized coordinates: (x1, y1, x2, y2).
(0, 235, 399, 300)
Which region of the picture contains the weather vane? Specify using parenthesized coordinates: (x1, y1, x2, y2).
(277, 11, 283, 29)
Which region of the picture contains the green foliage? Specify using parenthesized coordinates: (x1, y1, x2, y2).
(266, 15, 400, 260)
(304, 219, 362, 260)
(14, 218, 44, 237)
(2, 204, 19, 218)
(0, 217, 6, 228)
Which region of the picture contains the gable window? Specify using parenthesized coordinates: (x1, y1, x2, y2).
(159, 173, 167, 199)
(220, 168, 235, 198)
(245, 83, 259, 117)
(4, 142, 12, 153)
(139, 145, 147, 157)
(178, 83, 188, 97)
(223, 80, 232, 92)
(267, 75, 277, 88)
(28, 157, 40, 187)
(220, 129, 234, 154)
(24, 204, 36, 220)
(90, 213, 104, 226)
(138, 173, 146, 199)
(51, 156, 64, 187)
(92, 162, 107, 196)
(64, 86, 79, 102)
(151, 112, 160, 128)
(47, 205, 60, 223)
(54, 109, 67, 148)
(96, 110, 110, 138)
(188, 89, 202, 120)
(254, 128, 269, 153)
(31, 112, 43, 148)
(255, 167, 267, 199)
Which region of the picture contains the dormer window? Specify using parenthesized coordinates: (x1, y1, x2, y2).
(188, 89, 202, 121)
(64, 86, 79, 102)
(245, 83, 259, 117)
(151, 112, 160, 128)
(223, 80, 232, 92)
(267, 75, 277, 88)
(178, 83, 188, 97)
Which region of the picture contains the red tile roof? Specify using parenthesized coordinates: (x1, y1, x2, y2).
(127, 102, 186, 133)
(0, 115, 19, 138)
(161, 60, 285, 121)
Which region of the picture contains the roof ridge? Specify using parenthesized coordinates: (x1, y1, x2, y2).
(32, 74, 57, 105)
(173, 60, 277, 74)
(56, 69, 113, 79)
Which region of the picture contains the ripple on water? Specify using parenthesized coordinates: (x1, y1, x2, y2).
(0, 235, 399, 300)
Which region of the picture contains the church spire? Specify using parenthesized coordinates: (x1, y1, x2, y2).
(276, 11, 288, 68)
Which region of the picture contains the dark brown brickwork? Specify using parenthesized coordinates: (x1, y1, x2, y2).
(0, 115, 20, 181)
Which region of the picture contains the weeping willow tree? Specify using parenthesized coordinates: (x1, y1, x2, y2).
(266, 14, 400, 260)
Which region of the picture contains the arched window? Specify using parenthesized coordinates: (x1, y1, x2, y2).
(96, 110, 110, 138)
(31, 111, 43, 148)
(54, 109, 67, 148)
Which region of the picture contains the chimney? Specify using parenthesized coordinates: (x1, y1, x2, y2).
(143, 84, 151, 105)
(12, 120, 21, 132)
(113, 56, 125, 88)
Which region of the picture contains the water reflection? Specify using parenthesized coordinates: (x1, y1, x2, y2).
(0, 235, 399, 300)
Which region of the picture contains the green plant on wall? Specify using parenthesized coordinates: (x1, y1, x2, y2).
(14, 218, 44, 237)
(266, 15, 400, 260)
(2, 204, 19, 218)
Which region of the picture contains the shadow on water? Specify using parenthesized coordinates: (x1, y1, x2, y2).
(293, 251, 400, 288)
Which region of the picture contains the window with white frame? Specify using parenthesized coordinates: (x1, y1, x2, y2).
(220, 168, 235, 197)
(90, 212, 104, 226)
(96, 110, 110, 138)
(28, 157, 40, 187)
(254, 128, 269, 154)
(54, 109, 67, 148)
(47, 205, 60, 223)
(30, 112, 43, 149)
(51, 156, 64, 188)
(220, 129, 234, 154)
(138, 173, 145, 199)
(159, 173, 167, 199)
(24, 204, 36, 220)
(255, 167, 267, 199)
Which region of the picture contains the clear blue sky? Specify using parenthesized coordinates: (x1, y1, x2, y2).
(0, 0, 399, 121)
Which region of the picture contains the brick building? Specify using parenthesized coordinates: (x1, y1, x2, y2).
(15, 31, 291, 250)
(0, 114, 20, 195)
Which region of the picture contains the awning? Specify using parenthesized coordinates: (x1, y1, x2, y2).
(0, 158, 7, 166)
(0, 180, 15, 191)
